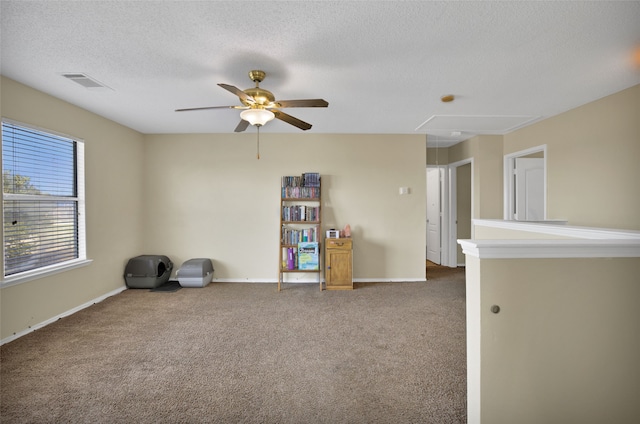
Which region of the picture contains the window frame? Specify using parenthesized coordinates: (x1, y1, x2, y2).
(1, 119, 91, 287)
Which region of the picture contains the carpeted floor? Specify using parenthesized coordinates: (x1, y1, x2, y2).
(1, 271, 467, 423)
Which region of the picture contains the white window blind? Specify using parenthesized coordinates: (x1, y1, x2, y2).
(2, 120, 86, 278)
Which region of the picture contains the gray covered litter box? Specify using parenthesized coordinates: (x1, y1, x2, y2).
(124, 255, 173, 289)
(177, 258, 214, 288)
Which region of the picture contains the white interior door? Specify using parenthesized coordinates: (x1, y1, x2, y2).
(514, 158, 544, 220)
(426, 167, 441, 264)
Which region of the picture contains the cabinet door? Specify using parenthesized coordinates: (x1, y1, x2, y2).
(326, 248, 352, 288)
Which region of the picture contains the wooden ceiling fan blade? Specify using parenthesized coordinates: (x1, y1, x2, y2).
(274, 99, 328, 108)
(175, 105, 240, 112)
(218, 83, 255, 104)
(234, 119, 250, 133)
(273, 110, 312, 131)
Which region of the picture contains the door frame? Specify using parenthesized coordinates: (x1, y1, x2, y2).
(503, 144, 547, 220)
(447, 158, 474, 267)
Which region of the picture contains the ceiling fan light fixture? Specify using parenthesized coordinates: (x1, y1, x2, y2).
(177, 70, 327, 132)
(240, 108, 275, 126)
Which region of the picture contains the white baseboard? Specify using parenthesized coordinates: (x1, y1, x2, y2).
(213, 279, 278, 283)
(212, 278, 428, 284)
(354, 278, 427, 283)
(1, 285, 127, 346)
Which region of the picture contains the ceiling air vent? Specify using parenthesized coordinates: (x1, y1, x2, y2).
(61, 73, 111, 90)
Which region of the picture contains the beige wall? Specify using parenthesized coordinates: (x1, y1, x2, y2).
(142, 133, 426, 282)
(504, 84, 640, 230)
(426, 147, 448, 165)
(437, 84, 639, 231)
(478, 257, 640, 424)
(449, 135, 504, 220)
(456, 163, 472, 263)
(1, 77, 145, 340)
(473, 225, 577, 240)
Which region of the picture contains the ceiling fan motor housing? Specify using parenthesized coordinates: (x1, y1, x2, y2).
(242, 87, 275, 107)
(241, 70, 274, 107)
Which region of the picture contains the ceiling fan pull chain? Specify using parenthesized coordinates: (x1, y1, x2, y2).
(257, 126, 260, 160)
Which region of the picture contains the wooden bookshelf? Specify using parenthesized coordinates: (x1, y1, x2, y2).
(278, 173, 322, 291)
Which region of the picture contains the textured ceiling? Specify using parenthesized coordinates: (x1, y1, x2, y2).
(1, 1, 639, 147)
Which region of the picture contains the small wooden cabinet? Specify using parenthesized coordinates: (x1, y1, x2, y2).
(325, 238, 353, 290)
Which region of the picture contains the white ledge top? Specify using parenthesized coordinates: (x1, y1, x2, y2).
(458, 239, 640, 259)
(473, 219, 640, 240)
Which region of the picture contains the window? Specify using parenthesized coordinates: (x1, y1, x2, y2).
(2, 120, 87, 282)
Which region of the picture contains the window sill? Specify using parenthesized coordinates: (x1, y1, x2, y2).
(1, 259, 93, 288)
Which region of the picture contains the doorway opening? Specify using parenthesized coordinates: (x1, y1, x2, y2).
(504, 145, 547, 221)
(426, 166, 447, 265)
(426, 159, 473, 269)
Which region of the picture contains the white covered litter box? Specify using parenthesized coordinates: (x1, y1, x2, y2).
(177, 258, 214, 288)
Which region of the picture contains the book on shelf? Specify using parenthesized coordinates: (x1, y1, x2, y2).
(281, 225, 320, 244)
(288, 247, 296, 270)
(282, 247, 298, 270)
(282, 205, 320, 221)
(303, 172, 320, 187)
(281, 186, 320, 199)
(298, 242, 319, 270)
(282, 173, 320, 188)
(281, 173, 321, 198)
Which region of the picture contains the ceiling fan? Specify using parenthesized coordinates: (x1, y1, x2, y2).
(176, 70, 329, 132)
